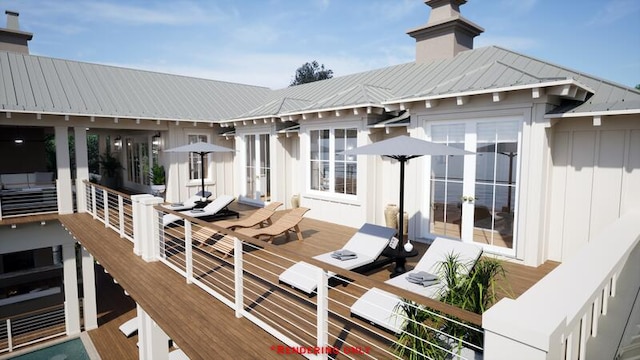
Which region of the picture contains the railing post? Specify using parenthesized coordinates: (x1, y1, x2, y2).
(140, 196, 164, 262)
(102, 189, 109, 227)
(76, 179, 87, 214)
(234, 237, 243, 318)
(118, 195, 125, 238)
(6, 318, 12, 352)
(91, 185, 97, 218)
(316, 267, 328, 360)
(185, 220, 193, 284)
(131, 194, 154, 257)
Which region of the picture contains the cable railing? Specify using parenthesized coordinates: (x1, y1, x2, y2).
(0, 304, 66, 354)
(83, 180, 134, 242)
(155, 206, 484, 359)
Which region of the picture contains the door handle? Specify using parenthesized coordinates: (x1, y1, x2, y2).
(461, 195, 475, 202)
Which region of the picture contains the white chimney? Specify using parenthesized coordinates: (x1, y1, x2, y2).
(0, 10, 33, 54)
(407, 0, 483, 63)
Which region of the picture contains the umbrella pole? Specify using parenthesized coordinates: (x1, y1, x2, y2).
(200, 152, 206, 200)
(392, 158, 407, 277)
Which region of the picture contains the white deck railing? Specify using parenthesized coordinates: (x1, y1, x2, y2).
(0, 304, 66, 354)
(82, 181, 134, 242)
(153, 204, 484, 360)
(483, 208, 640, 360)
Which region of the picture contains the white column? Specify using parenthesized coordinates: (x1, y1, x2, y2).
(138, 305, 169, 360)
(140, 196, 164, 262)
(55, 126, 74, 214)
(74, 127, 89, 213)
(81, 247, 98, 330)
(131, 194, 154, 256)
(62, 242, 81, 335)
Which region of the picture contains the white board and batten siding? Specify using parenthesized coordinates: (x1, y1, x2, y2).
(547, 116, 640, 262)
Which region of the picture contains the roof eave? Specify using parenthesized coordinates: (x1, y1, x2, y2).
(382, 79, 595, 106)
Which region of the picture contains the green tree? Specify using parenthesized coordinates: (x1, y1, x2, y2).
(635, 84, 640, 90)
(289, 61, 333, 86)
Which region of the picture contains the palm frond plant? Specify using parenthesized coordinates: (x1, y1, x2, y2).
(392, 253, 508, 359)
(150, 164, 165, 185)
(392, 300, 452, 360)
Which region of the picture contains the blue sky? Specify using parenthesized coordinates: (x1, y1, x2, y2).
(4, 0, 639, 89)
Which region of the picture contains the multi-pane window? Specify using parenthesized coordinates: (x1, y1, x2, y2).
(309, 128, 357, 195)
(188, 134, 208, 181)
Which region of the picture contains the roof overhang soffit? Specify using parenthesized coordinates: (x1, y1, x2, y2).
(382, 79, 594, 111)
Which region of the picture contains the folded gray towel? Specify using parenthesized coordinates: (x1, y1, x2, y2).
(331, 253, 358, 261)
(406, 276, 439, 287)
(333, 249, 357, 257)
(407, 271, 438, 282)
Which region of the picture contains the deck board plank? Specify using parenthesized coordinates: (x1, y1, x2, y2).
(57, 205, 558, 359)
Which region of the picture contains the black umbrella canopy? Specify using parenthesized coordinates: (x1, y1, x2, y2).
(164, 142, 234, 198)
(345, 135, 473, 276)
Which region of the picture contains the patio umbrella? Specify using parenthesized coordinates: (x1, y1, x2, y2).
(164, 142, 234, 199)
(345, 135, 473, 277)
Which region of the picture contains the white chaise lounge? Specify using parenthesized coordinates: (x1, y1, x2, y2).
(161, 191, 212, 211)
(119, 316, 138, 337)
(162, 195, 236, 226)
(350, 238, 482, 334)
(278, 223, 396, 294)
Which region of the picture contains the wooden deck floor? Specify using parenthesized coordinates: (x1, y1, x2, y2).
(58, 203, 558, 359)
(60, 212, 299, 360)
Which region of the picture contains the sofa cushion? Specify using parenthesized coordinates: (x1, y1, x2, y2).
(32, 172, 54, 186)
(1, 174, 29, 190)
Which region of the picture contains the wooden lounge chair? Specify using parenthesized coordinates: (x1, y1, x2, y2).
(192, 226, 236, 258)
(235, 207, 310, 243)
(213, 202, 283, 230)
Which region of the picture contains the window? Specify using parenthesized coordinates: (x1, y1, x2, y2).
(188, 134, 209, 181)
(309, 128, 357, 195)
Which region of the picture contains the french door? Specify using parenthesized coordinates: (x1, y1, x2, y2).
(125, 136, 150, 186)
(244, 134, 271, 202)
(428, 120, 520, 254)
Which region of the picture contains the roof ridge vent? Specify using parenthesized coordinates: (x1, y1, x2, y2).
(407, 0, 483, 63)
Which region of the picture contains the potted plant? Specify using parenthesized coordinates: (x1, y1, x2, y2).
(99, 150, 122, 188)
(149, 164, 166, 194)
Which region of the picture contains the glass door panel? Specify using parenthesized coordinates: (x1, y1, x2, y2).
(245, 134, 271, 202)
(472, 122, 518, 249)
(430, 124, 465, 240)
(258, 134, 271, 201)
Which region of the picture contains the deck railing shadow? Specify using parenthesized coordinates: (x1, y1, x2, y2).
(153, 204, 484, 360)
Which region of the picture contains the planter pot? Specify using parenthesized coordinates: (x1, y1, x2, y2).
(291, 194, 300, 208)
(151, 184, 166, 194)
(384, 204, 399, 229)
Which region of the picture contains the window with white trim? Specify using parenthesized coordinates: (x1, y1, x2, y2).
(188, 134, 209, 181)
(309, 128, 357, 195)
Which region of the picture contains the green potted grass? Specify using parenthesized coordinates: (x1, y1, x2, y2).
(150, 164, 166, 194)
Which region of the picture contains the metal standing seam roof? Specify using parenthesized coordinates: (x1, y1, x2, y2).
(0, 46, 638, 123)
(228, 46, 640, 121)
(0, 51, 273, 121)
